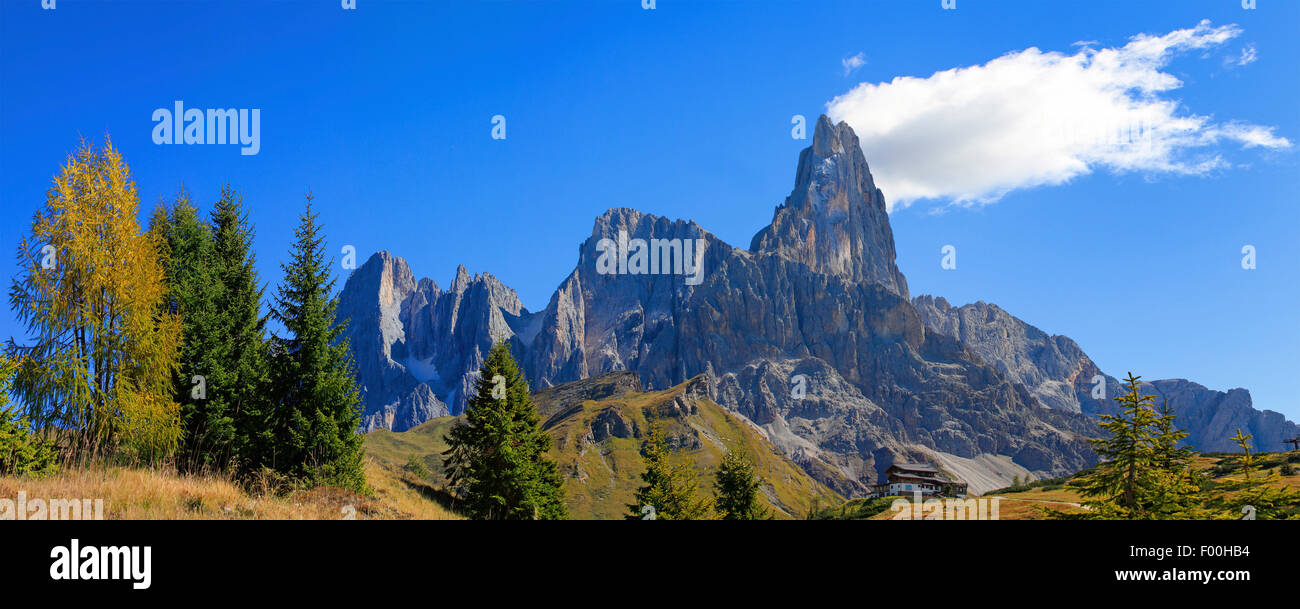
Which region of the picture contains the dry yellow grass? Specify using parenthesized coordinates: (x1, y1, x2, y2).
(0, 458, 462, 520)
(1002, 486, 1087, 504)
(860, 493, 1086, 520)
(978, 453, 1300, 520)
(360, 457, 462, 520)
(986, 495, 1087, 520)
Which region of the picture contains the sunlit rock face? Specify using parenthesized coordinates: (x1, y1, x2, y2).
(751, 115, 909, 299)
(338, 252, 531, 431)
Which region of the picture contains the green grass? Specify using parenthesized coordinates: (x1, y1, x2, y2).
(545, 381, 843, 519)
(364, 416, 459, 485)
(363, 375, 843, 520)
(809, 496, 899, 520)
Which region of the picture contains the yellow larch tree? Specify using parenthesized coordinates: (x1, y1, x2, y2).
(6, 137, 182, 465)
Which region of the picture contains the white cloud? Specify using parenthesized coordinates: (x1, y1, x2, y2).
(841, 52, 866, 76)
(825, 20, 1290, 209)
(1229, 43, 1258, 67)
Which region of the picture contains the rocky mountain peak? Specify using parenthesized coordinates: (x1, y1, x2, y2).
(809, 113, 850, 163)
(341, 251, 416, 354)
(416, 277, 440, 295)
(348, 251, 416, 311)
(339, 251, 539, 429)
(336, 251, 449, 431)
(451, 264, 471, 292)
(586, 208, 710, 243)
(750, 115, 909, 298)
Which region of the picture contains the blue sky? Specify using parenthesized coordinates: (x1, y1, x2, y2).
(1, 1, 1296, 420)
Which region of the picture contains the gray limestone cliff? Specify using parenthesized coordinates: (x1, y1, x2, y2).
(337, 252, 538, 431)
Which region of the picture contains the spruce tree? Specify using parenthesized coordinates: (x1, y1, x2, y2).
(627, 419, 712, 520)
(208, 184, 272, 476)
(151, 189, 233, 472)
(713, 445, 769, 520)
(0, 355, 56, 477)
(442, 341, 567, 520)
(267, 191, 366, 492)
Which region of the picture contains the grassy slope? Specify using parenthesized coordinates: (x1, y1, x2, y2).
(547, 384, 842, 519)
(10, 431, 1288, 521)
(809, 451, 1300, 520)
(0, 458, 461, 520)
(841, 451, 1300, 520)
(363, 377, 843, 520)
(365, 416, 458, 479)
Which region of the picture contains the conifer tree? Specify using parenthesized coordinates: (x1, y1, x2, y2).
(1213, 428, 1299, 520)
(208, 184, 271, 476)
(150, 189, 232, 471)
(713, 445, 769, 520)
(1145, 399, 1202, 519)
(1232, 428, 1256, 482)
(7, 139, 182, 464)
(266, 191, 366, 492)
(628, 419, 712, 520)
(148, 184, 269, 474)
(1075, 373, 1159, 518)
(1151, 398, 1193, 470)
(0, 355, 56, 477)
(442, 341, 567, 520)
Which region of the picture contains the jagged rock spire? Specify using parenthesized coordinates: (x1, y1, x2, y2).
(751, 115, 908, 298)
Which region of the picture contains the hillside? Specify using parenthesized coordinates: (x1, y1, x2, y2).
(364, 371, 845, 519)
(0, 459, 461, 520)
(815, 450, 1300, 520)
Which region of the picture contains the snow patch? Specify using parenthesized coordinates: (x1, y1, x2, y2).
(514, 311, 545, 347)
(402, 356, 441, 385)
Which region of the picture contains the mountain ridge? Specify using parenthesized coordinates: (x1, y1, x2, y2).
(338, 114, 1294, 495)
(912, 294, 1299, 452)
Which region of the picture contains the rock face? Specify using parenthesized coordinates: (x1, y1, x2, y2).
(338, 252, 540, 431)
(1134, 379, 1298, 453)
(750, 116, 909, 298)
(338, 114, 1295, 491)
(912, 296, 1104, 414)
(336, 252, 447, 432)
(913, 295, 1299, 453)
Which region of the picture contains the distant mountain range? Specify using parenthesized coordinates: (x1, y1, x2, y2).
(337, 115, 1297, 495)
